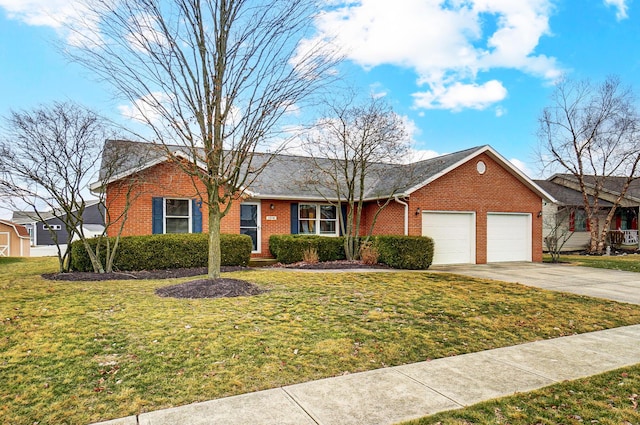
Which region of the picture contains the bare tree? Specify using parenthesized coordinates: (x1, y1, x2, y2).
(89, 140, 155, 273)
(543, 206, 576, 263)
(302, 94, 410, 260)
(68, 0, 339, 279)
(538, 76, 640, 254)
(0, 102, 116, 272)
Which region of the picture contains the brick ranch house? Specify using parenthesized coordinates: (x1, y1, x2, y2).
(536, 174, 640, 251)
(91, 140, 555, 265)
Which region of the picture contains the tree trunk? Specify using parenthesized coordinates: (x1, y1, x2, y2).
(208, 206, 222, 280)
(81, 239, 105, 273)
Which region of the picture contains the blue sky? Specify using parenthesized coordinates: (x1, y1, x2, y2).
(0, 0, 638, 204)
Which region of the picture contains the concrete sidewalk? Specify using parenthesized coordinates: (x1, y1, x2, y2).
(94, 324, 640, 425)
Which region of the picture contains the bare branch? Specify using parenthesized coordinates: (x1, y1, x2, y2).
(68, 0, 341, 279)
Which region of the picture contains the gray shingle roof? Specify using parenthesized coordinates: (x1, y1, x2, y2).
(95, 140, 539, 201)
(546, 174, 640, 204)
(533, 180, 614, 207)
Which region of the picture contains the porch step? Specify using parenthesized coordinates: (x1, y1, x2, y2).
(249, 258, 279, 267)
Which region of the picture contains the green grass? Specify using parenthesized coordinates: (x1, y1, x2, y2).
(401, 365, 640, 425)
(2, 257, 640, 424)
(546, 253, 640, 272)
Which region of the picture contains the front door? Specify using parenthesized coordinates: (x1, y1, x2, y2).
(240, 203, 260, 253)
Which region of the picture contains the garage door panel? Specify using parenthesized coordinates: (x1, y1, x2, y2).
(487, 213, 531, 262)
(422, 212, 475, 265)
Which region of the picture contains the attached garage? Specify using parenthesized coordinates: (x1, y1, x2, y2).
(422, 212, 475, 265)
(486, 213, 532, 262)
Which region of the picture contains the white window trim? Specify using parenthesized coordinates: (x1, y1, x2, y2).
(299, 203, 339, 236)
(240, 202, 261, 254)
(163, 198, 192, 234)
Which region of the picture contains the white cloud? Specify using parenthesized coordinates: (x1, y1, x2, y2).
(604, 0, 629, 20)
(311, 0, 561, 111)
(509, 157, 535, 178)
(118, 92, 170, 124)
(406, 148, 441, 163)
(413, 80, 507, 111)
(0, 0, 77, 27)
(0, 0, 101, 46)
(125, 13, 170, 53)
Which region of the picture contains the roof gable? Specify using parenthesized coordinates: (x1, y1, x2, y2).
(402, 145, 556, 202)
(547, 174, 640, 205)
(94, 140, 555, 202)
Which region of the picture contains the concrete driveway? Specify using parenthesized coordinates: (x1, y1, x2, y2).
(431, 262, 640, 305)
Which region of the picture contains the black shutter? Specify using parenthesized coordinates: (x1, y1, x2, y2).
(290, 203, 299, 234)
(192, 199, 202, 233)
(340, 204, 348, 236)
(152, 197, 163, 234)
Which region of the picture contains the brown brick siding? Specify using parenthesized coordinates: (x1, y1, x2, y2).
(107, 153, 543, 262)
(370, 153, 543, 263)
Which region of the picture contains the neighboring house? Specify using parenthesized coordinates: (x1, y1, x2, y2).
(0, 219, 31, 257)
(12, 200, 105, 246)
(535, 174, 640, 252)
(91, 140, 555, 265)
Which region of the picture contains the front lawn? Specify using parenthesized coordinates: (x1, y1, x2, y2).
(3, 257, 640, 424)
(546, 253, 640, 272)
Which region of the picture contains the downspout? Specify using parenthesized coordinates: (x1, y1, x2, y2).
(393, 196, 409, 236)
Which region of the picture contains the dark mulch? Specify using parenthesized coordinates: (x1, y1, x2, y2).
(269, 260, 391, 270)
(156, 278, 266, 299)
(42, 266, 248, 282)
(41, 260, 386, 300)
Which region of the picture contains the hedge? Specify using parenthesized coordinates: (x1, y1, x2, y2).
(372, 235, 434, 270)
(70, 233, 252, 272)
(269, 235, 346, 264)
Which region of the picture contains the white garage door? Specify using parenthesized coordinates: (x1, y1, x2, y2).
(422, 212, 475, 265)
(487, 213, 531, 262)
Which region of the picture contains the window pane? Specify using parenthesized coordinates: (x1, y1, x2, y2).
(299, 219, 316, 234)
(166, 199, 189, 217)
(240, 204, 258, 227)
(299, 204, 316, 219)
(319, 220, 336, 234)
(320, 205, 336, 220)
(166, 218, 189, 233)
(240, 228, 258, 251)
(575, 210, 587, 231)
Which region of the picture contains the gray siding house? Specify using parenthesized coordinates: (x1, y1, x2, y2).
(12, 200, 105, 246)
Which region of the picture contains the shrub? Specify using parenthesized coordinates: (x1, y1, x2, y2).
(372, 235, 434, 270)
(303, 247, 319, 263)
(70, 233, 252, 272)
(269, 235, 345, 264)
(359, 241, 379, 265)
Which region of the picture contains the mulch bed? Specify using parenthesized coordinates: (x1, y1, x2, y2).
(155, 278, 266, 299)
(41, 260, 386, 300)
(269, 260, 391, 270)
(42, 266, 247, 282)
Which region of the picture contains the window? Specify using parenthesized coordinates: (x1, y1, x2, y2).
(299, 204, 338, 235)
(570, 210, 589, 232)
(165, 199, 191, 233)
(152, 198, 201, 235)
(43, 224, 61, 231)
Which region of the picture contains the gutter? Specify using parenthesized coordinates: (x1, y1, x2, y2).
(393, 196, 409, 236)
